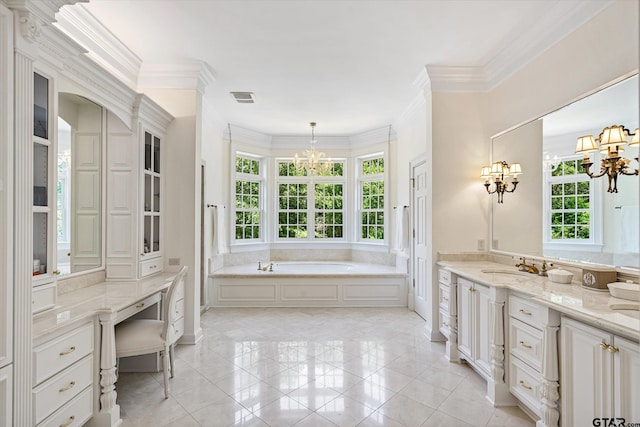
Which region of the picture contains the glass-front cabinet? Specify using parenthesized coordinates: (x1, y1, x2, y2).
(32, 72, 57, 312)
(140, 130, 162, 277)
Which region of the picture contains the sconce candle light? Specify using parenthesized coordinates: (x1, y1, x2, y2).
(294, 122, 333, 176)
(575, 125, 639, 193)
(480, 160, 523, 204)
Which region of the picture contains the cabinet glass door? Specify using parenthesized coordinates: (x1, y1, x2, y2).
(142, 131, 161, 257)
(33, 72, 52, 278)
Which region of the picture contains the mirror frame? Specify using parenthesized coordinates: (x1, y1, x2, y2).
(489, 71, 640, 273)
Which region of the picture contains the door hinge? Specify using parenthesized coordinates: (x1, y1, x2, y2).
(413, 229, 416, 238)
(410, 178, 415, 188)
(412, 278, 415, 288)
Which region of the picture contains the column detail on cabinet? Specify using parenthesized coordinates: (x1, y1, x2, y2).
(438, 269, 458, 362)
(94, 311, 120, 426)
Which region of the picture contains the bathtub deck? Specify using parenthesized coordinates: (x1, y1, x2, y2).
(209, 263, 409, 308)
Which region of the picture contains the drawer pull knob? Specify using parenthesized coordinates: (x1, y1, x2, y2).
(519, 340, 532, 349)
(59, 381, 76, 393)
(519, 309, 532, 316)
(59, 346, 76, 356)
(607, 345, 619, 353)
(600, 342, 609, 350)
(60, 415, 75, 427)
(519, 380, 532, 390)
(136, 303, 145, 308)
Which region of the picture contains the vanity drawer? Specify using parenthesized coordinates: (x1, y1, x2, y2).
(140, 258, 162, 277)
(174, 298, 185, 320)
(439, 311, 456, 335)
(509, 318, 543, 372)
(509, 295, 545, 326)
(33, 323, 93, 385)
(33, 356, 92, 425)
(33, 282, 56, 314)
(38, 386, 92, 427)
(116, 292, 161, 323)
(438, 269, 451, 285)
(509, 356, 541, 416)
(173, 317, 185, 342)
(439, 283, 456, 315)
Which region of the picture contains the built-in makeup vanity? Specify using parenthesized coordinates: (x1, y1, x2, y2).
(437, 259, 639, 427)
(2, 4, 179, 425)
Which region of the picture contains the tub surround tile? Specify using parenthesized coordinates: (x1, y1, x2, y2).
(116, 308, 534, 426)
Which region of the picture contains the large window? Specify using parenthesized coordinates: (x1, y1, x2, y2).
(234, 154, 263, 241)
(547, 158, 593, 241)
(359, 156, 385, 241)
(276, 161, 345, 240)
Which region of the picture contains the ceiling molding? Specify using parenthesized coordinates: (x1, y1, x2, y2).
(413, 67, 431, 92)
(394, 92, 426, 129)
(482, 0, 614, 90)
(134, 93, 175, 135)
(426, 65, 489, 92)
(138, 61, 216, 93)
(427, 0, 614, 92)
(55, 3, 141, 90)
(5, 0, 83, 25)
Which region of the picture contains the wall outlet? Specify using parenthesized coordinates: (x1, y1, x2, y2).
(477, 239, 485, 251)
(168, 258, 180, 266)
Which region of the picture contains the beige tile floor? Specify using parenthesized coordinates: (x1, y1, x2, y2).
(116, 307, 535, 427)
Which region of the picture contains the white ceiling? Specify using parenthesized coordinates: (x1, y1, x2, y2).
(65, 0, 613, 136)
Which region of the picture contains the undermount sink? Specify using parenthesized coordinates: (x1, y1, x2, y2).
(609, 302, 640, 320)
(480, 269, 532, 278)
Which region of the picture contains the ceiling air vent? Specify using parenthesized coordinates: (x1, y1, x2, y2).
(230, 92, 255, 104)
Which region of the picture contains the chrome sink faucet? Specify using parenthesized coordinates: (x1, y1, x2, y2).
(515, 257, 539, 274)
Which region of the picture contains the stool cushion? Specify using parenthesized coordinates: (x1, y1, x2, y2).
(115, 319, 165, 358)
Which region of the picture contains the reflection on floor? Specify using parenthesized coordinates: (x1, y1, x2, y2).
(116, 307, 534, 426)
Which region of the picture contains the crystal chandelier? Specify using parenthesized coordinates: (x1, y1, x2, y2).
(575, 125, 639, 193)
(294, 122, 333, 175)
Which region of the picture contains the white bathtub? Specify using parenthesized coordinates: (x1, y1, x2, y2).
(209, 261, 408, 307)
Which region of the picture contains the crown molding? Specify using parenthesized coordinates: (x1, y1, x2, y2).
(427, 0, 614, 92)
(394, 92, 426, 129)
(60, 53, 139, 129)
(54, 3, 141, 89)
(349, 126, 395, 148)
(134, 93, 175, 134)
(483, 0, 614, 90)
(413, 67, 431, 92)
(227, 124, 273, 148)
(426, 65, 488, 92)
(5, 0, 82, 24)
(37, 22, 85, 70)
(138, 61, 216, 94)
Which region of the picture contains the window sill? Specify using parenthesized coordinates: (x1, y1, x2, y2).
(543, 241, 604, 252)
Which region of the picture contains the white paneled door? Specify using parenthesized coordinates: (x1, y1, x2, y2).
(412, 159, 428, 320)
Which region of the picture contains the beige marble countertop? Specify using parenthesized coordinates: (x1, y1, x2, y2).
(438, 260, 640, 341)
(33, 273, 175, 341)
(210, 261, 407, 278)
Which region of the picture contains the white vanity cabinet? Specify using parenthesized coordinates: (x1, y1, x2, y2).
(561, 317, 640, 427)
(457, 277, 491, 377)
(32, 322, 94, 426)
(105, 97, 172, 280)
(507, 294, 560, 427)
(139, 129, 163, 277)
(438, 268, 458, 361)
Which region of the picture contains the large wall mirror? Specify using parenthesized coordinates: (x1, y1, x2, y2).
(491, 74, 639, 271)
(57, 93, 104, 275)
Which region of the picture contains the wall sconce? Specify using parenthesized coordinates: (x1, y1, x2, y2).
(480, 160, 522, 204)
(575, 125, 639, 193)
